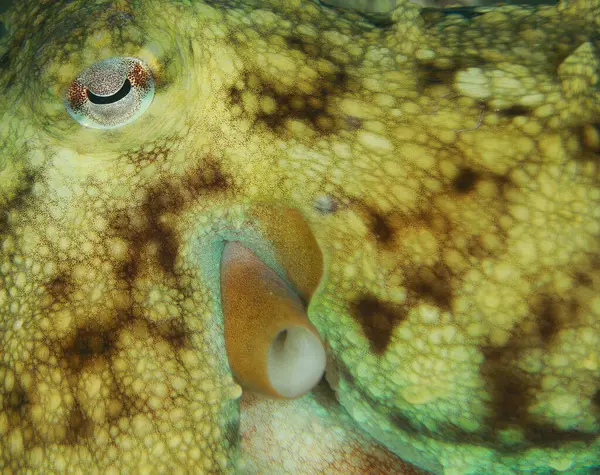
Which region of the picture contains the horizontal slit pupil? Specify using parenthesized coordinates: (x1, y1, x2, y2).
(87, 78, 132, 105)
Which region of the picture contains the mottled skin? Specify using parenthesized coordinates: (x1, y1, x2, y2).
(0, 0, 599, 473)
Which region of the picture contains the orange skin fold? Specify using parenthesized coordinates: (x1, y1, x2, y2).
(221, 240, 325, 399)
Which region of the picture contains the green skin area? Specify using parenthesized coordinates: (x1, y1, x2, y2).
(1, 0, 599, 473)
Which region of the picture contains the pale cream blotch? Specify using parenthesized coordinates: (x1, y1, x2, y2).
(0, 0, 599, 474)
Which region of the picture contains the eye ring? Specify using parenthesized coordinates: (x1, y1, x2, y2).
(65, 57, 154, 129)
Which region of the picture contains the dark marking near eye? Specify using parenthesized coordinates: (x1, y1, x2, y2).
(0, 52, 8, 70)
(350, 296, 408, 354)
(0, 172, 36, 234)
(266, 71, 347, 133)
(404, 264, 454, 311)
(112, 160, 230, 279)
(229, 65, 350, 137)
(354, 203, 397, 246)
(107, 10, 134, 27)
(369, 210, 395, 244)
(452, 167, 480, 193)
(498, 105, 531, 117)
(0, 34, 25, 86)
(143, 187, 180, 274)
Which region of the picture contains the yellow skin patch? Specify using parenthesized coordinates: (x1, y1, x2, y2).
(0, 0, 599, 473)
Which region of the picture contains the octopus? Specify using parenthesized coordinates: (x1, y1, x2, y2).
(0, 0, 599, 473)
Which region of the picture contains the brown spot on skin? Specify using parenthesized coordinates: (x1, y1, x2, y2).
(150, 318, 192, 349)
(491, 172, 514, 199)
(44, 272, 74, 304)
(576, 125, 600, 180)
(60, 326, 119, 372)
(5, 383, 28, 412)
(464, 235, 496, 260)
(404, 264, 454, 311)
(141, 187, 181, 275)
(418, 62, 460, 88)
(228, 68, 350, 137)
(0, 172, 36, 233)
(285, 36, 321, 60)
(497, 105, 531, 117)
(446, 166, 513, 203)
(592, 390, 600, 409)
(65, 402, 93, 445)
(111, 159, 230, 280)
(350, 296, 408, 354)
(350, 201, 401, 248)
(574, 271, 593, 287)
(480, 331, 597, 450)
(452, 167, 480, 194)
(368, 209, 395, 245)
(229, 84, 242, 106)
(481, 346, 531, 432)
(581, 123, 600, 151)
(528, 294, 584, 347)
(533, 296, 561, 345)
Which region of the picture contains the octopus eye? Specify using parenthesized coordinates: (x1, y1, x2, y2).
(65, 57, 154, 129)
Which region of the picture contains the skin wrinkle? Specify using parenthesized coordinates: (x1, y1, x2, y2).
(0, 0, 599, 474)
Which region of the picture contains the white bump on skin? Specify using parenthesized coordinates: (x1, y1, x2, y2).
(357, 131, 394, 153)
(455, 68, 491, 99)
